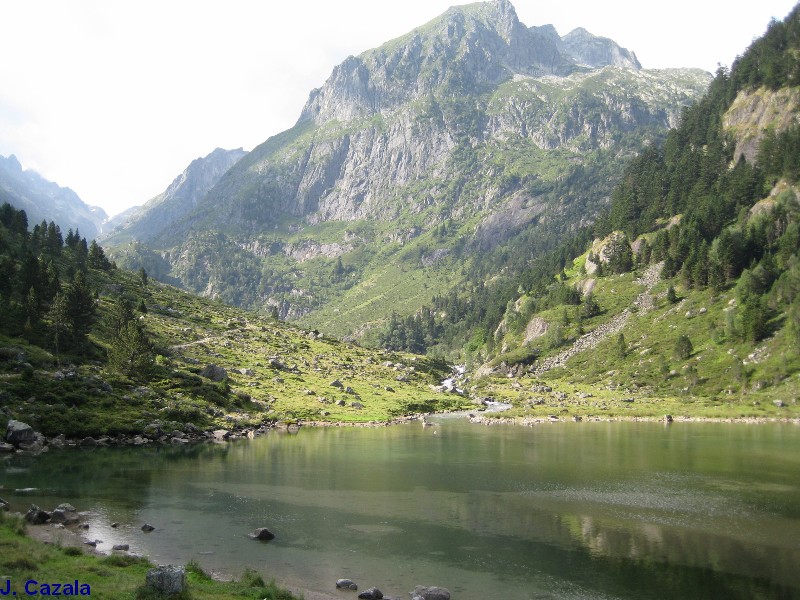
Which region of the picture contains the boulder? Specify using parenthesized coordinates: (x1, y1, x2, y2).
(141, 523, 155, 532)
(212, 429, 231, 441)
(268, 358, 287, 371)
(50, 503, 80, 525)
(250, 527, 275, 541)
(112, 544, 129, 551)
(79, 437, 98, 447)
(358, 588, 383, 599)
(24, 504, 51, 524)
(143, 423, 162, 439)
(412, 586, 451, 600)
(336, 579, 358, 590)
(0, 442, 15, 453)
(5, 419, 35, 445)
(201, 364, 228, 382)
(0, 497, 9, 511)
(146, 565, 186, 595)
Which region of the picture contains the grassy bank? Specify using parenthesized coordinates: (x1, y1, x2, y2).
(0, 512, 300, 599)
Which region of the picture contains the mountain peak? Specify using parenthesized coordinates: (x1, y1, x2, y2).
(561, 27, 641, 70)
(4, 154, 23, 173)
(298, 0, 597, 124)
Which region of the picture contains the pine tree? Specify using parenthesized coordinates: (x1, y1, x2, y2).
(107, 296, 154, 378)
(673, 334, 693, 360)
(615, 333, 627, 358)
(88, 240, 111, 271)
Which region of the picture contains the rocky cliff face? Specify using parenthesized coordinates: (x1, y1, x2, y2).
(110, 0, 711, 335)
(0, 154, 108, 239)
(103, 147, 247, 244)
(162, 0, 708, 240)
(561, 27, 641, 70)
(723, 86, 800, 163)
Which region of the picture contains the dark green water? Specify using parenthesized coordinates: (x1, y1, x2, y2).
(3, 420, 800, 599)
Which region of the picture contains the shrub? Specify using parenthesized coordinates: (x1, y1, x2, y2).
(673, 334, 693, 360)
(241, 568, 265, 588)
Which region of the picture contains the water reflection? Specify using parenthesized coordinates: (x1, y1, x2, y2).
(2, 421, 799, 599)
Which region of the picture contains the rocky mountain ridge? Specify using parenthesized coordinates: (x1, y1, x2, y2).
(106, 0, 711, 337)
(102, 147, 247, 244)
(0, 154, 108, 239)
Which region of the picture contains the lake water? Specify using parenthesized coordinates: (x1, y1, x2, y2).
(3, 419, 800, 599)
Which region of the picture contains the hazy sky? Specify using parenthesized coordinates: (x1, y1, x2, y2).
(1, 0, 796, 218)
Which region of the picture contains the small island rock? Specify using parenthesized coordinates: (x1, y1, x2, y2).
(250, 527, 275, 541)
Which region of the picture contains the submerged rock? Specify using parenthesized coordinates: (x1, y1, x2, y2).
(412, 585, 451, 600)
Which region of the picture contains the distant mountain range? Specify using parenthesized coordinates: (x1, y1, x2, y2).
(100, 147, 248, 243)
(0, 154, 108, 239)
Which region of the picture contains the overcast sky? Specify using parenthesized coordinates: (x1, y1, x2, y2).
(1, 0, 797, 218)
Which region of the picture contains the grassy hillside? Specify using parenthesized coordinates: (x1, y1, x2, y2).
(472, 186, 800, 421)
(0, 205, 467, 439)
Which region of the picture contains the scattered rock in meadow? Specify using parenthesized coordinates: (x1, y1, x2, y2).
(146, 565, 186, 594)
(201, 364, 228, 381)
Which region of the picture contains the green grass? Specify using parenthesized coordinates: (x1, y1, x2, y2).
(482, 255, 800, 421)
(0, 266, 469, 438)
(0, 513, 301, 599)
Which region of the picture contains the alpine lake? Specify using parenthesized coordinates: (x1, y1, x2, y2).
(3, 417, 800, 600)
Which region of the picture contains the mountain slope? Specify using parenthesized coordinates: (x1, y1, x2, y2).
(0, 201, 460, 438)
(0, 154, 107, 238)
(108, 0, 710, 341)
(102, 147, 247, 244)
(463, 4, 800, 420)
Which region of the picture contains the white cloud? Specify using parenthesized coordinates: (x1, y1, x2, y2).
(0, 0, 796, 217)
